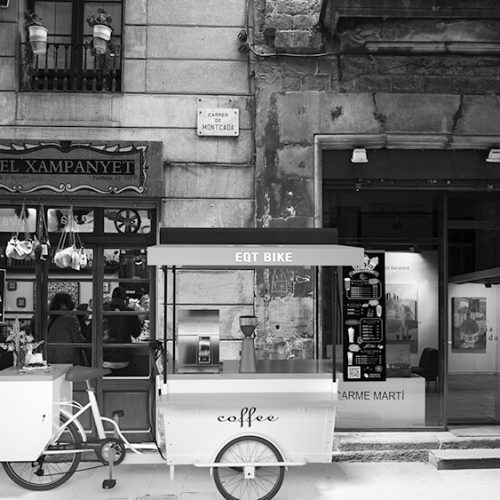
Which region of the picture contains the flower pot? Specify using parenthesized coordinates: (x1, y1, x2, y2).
(14, 350, 27, 371)
(93, 24, 112, 54)
(28, 25, 48, 55)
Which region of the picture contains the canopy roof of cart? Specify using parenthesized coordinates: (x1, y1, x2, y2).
(147, 228, 364, 267)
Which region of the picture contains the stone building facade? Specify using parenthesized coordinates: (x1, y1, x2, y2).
(1, 0, 500, 429)
(249, 0, 500, 427)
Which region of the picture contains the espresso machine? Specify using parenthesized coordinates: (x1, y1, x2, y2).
(176, 309, 220, 373)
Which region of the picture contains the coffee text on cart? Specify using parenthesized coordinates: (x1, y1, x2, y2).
(217, 407, 279, 427)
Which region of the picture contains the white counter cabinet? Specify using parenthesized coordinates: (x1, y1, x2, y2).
(0, 364, 73, 461)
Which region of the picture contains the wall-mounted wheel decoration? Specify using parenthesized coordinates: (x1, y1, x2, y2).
(114, 209, 141, 233)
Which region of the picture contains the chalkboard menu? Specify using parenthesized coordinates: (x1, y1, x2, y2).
(343, 251, 386, 381)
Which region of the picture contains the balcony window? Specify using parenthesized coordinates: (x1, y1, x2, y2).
(22, 0, 122, 92)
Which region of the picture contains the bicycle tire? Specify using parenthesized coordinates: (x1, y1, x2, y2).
(213, 435, 285, 500)
(2, 413, 82, 491)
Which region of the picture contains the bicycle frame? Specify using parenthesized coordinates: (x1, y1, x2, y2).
(44, 380, 140, 456)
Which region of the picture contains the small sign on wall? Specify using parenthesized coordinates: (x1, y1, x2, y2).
(197, 108, 239, 137)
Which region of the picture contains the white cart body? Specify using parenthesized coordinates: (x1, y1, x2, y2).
(160, 370, 336, 465)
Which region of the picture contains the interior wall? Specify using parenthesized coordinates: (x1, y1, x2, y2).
(385, 251, 439, 367)
(448, 283, 499, 374)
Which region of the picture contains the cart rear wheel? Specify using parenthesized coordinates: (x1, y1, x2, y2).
(213, 436, 285, 500)
(2, 413, 82, 490)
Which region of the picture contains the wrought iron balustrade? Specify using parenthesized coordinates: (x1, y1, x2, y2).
(21, 41, 122, 92)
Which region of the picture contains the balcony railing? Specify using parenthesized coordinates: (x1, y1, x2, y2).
(21, 41, 122, 92)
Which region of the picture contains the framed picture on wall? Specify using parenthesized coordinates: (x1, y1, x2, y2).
(46, 281, 80, 306)
(451, 297, 487, 353)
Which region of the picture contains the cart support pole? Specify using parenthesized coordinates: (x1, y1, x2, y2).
(162, 266, 168, 385)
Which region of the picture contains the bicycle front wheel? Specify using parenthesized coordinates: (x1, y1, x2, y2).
(213, 436, 285, 500)
(2, 413, 82, 491)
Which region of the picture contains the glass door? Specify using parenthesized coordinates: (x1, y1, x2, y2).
(447, 192, 500, 424)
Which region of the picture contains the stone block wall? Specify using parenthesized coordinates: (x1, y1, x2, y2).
(0, 0, 258, 360)
(0, 0, 253, 230)
(251, 0, 500, 352)
(260, 0, 324, 52)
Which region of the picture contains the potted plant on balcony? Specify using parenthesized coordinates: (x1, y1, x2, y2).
(87, 7, 113, 55)
(24, 11, 48, 55)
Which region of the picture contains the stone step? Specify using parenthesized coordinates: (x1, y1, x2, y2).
(332, 432, 500, 462)
(429, 449, 500, 470)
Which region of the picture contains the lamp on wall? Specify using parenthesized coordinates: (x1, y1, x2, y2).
(486, 149, 500, 163)
(351, 148, 368, 164)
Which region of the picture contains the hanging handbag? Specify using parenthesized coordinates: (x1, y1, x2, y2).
(53, 206, 86, 270)
(5, 205, 35, 260)
(54, 206, 78, 269)
(35, 204, 50, 261)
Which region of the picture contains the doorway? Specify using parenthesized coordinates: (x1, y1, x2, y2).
(321, 148, 500, 427)
(447, 192, 500, 424)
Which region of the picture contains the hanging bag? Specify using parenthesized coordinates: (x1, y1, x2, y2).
(53, 207, 76, 269)
(35, 205, 50, 261)
(5, 205, 34, 260)
(53, 206, 86, 270)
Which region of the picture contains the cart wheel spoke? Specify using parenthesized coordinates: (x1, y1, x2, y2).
(213, 436, 285, 500)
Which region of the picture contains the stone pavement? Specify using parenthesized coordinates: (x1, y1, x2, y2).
(1, 460, 500, 500)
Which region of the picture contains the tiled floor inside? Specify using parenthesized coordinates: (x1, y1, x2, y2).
(448, 373, 500, 423)
(425, 373, 500, 426)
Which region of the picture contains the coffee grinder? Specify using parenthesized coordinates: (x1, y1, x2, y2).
(239, 315, 257, 373)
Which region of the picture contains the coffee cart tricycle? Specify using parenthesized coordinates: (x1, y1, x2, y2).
(0, 228, 363, 500)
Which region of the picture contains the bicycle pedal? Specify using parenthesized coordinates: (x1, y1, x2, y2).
(102, 479, 116, 489)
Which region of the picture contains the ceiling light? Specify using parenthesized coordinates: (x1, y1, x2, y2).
(351, 148, 368, 164)
(486, 149, 500, 163)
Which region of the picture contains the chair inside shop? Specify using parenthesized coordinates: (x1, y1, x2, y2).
(412, 347, 439, 391)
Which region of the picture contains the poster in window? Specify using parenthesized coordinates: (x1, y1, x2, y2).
(343, 251, 386, 381)
(386, 283, 418, 353)
(452, 297, 487, 353)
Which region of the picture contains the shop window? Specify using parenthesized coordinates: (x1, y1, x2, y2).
(0, 207, 37, 233)
(47, 207, 94, 232)
(22, 0, 122, 92)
